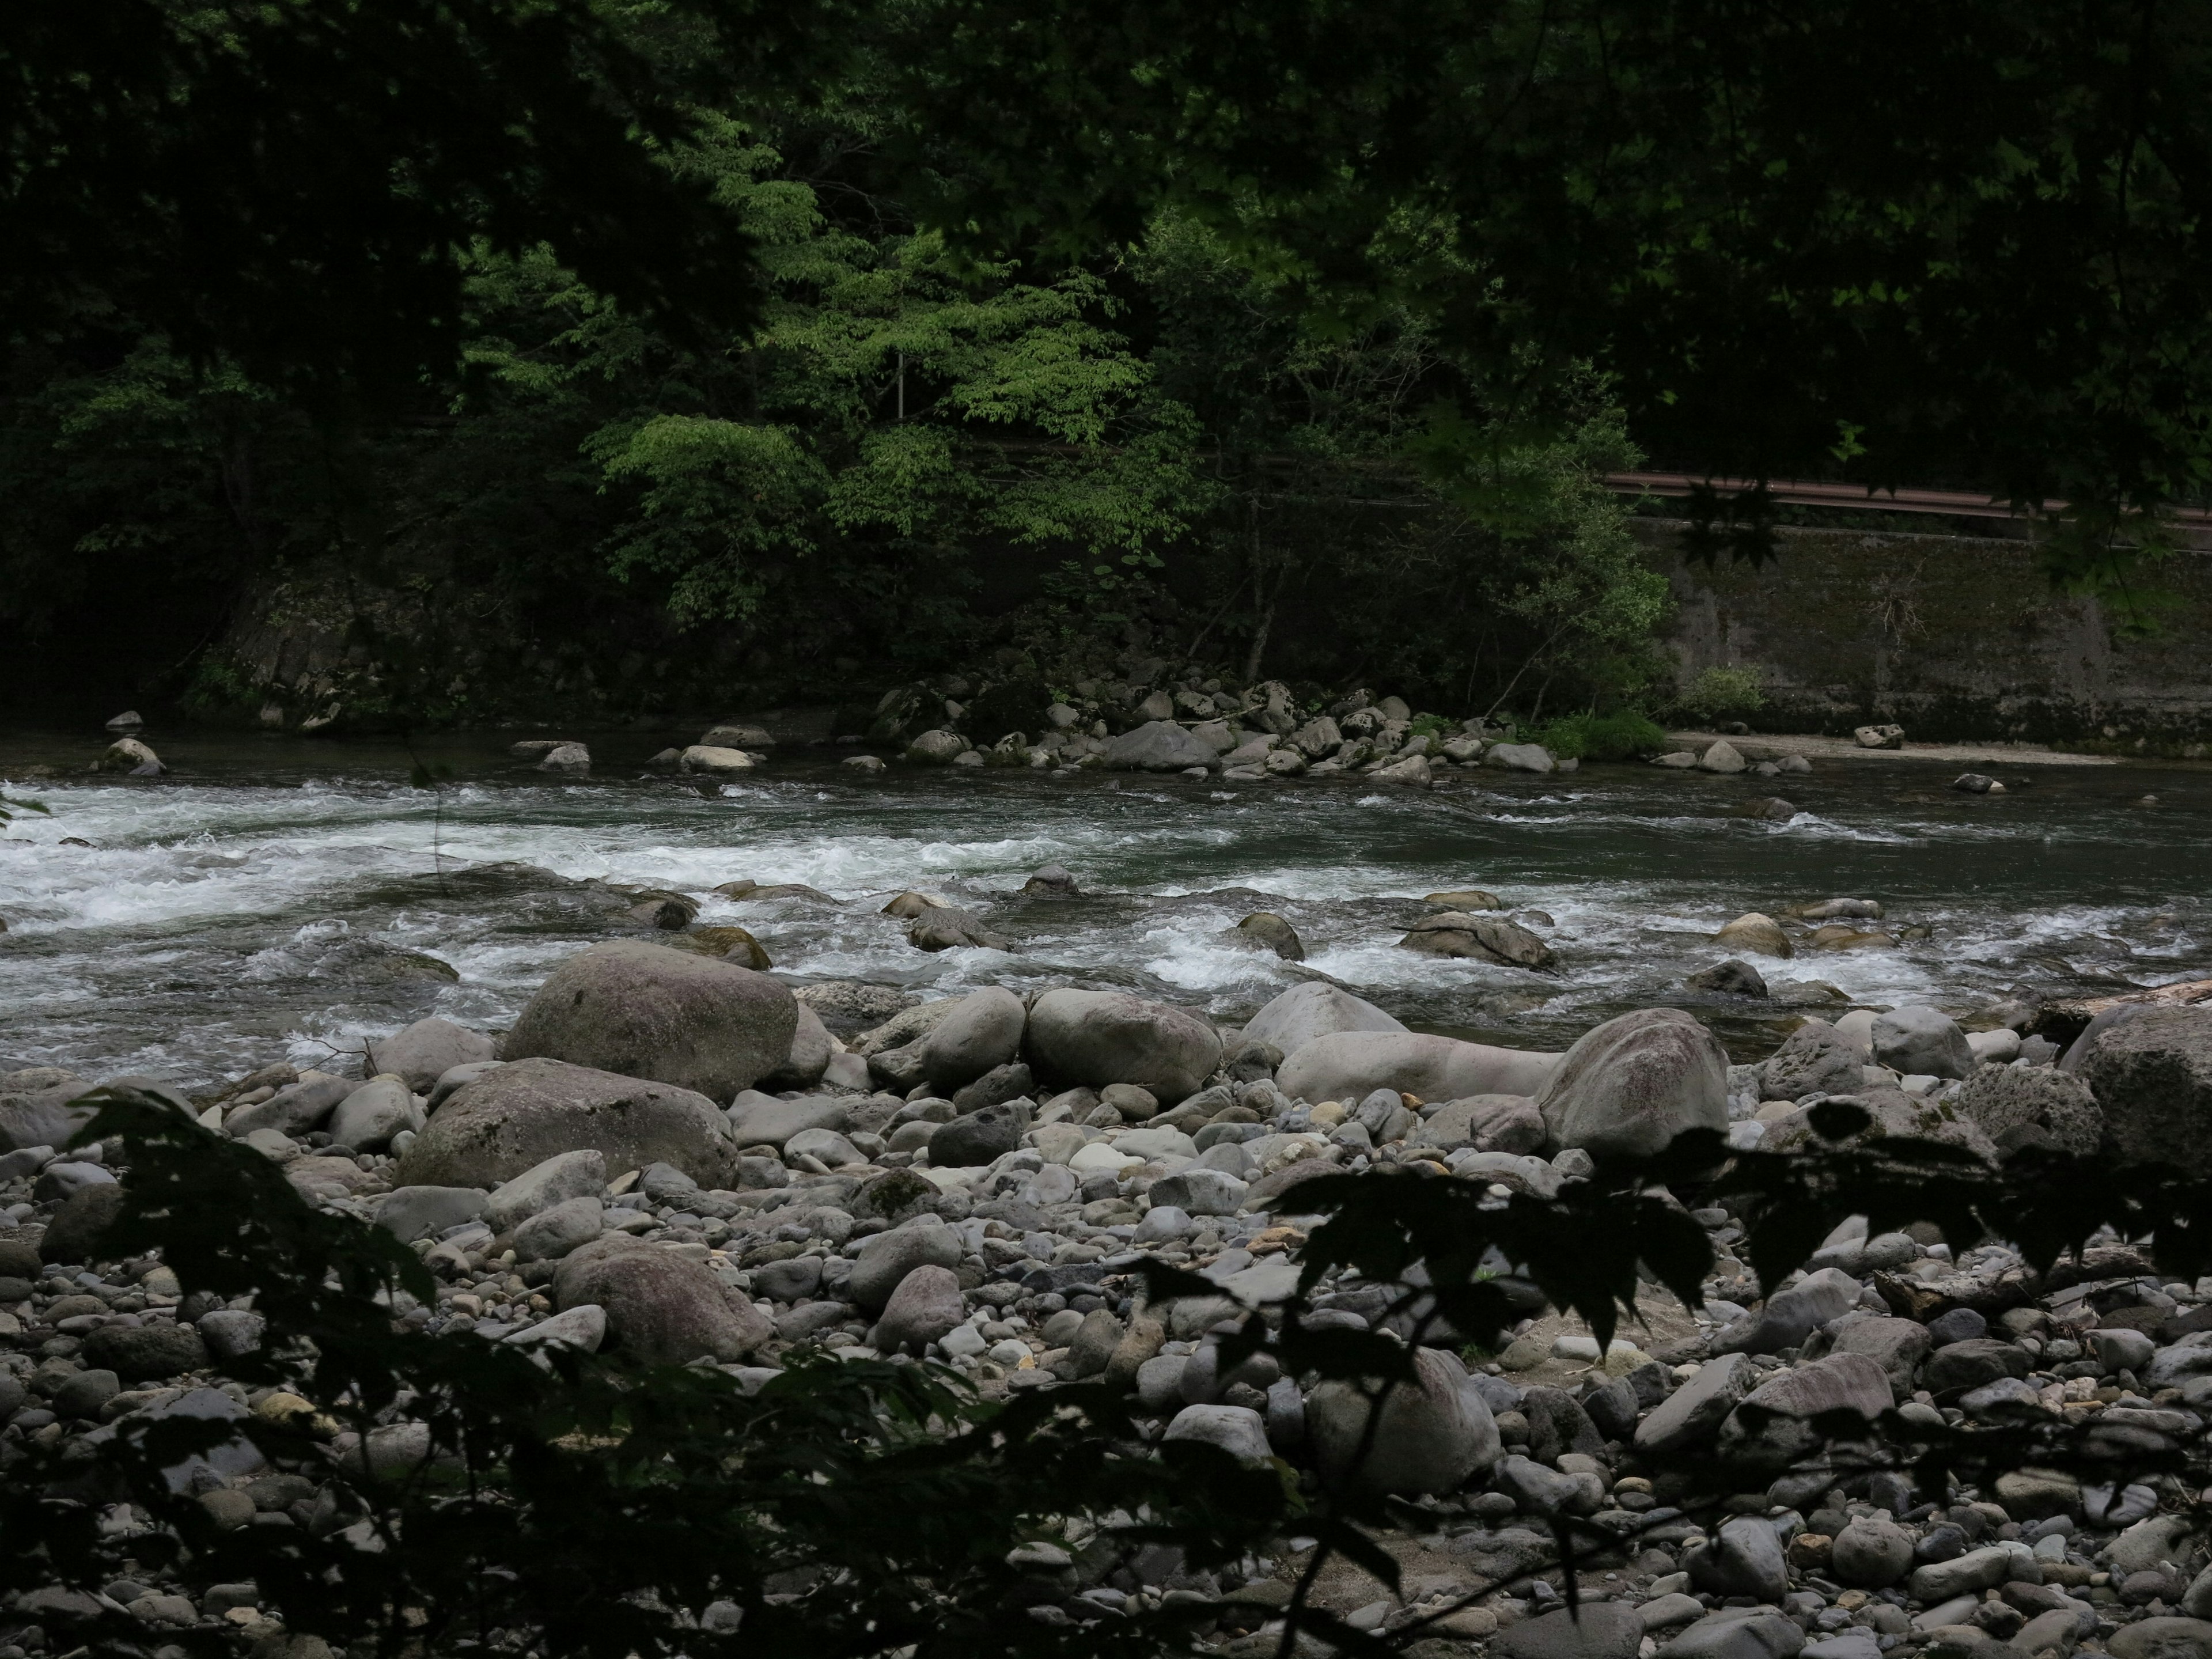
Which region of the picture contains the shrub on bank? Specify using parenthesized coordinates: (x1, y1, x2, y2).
(1533, 710, 1668, 760)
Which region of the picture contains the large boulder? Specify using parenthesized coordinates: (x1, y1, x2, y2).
(1400, 912, 1554, 968)
(1950, 1065, 2103, 1156)
(1535, 1008, 1729, 1158)
(0, 1069, 94, 1154)
(554, 1237, 771, 1365)
(2080, 1008, 2212, 1175)
(726, 1093, 847, 1150)
(927, 1100, 1027, 1168)
(82, 1322, 209, 1382)
(874, 1264, 965, 1355)
(1278, 1032, 1558, 1107)
(486, 1149, 607, 1233)
(226, 1071, 352, 1138)
(848, 1216, 964, 1312)
(1411, 1094, 1546, 1154)
(366, 1018, 495, 1093)
(1759, 1020, 1865, 1101)
(1870, 1007, 1975, 1080)
(396, 1058, 736, 1190)
(1240, 983, 1407, 1060)
(918, 988, 1027, 1089)
(327, 1077, 421, 1151)
(1100, 721, 1218, 771)
(1025, 990, 1222, 1103)
(1306, 1346, 1501, 1494)
(1717, 1351, 1891, 1466)
(38, 1183, 126, 1264)
(499, 940, 797, 1100)
(758, 1003, 836, 1092)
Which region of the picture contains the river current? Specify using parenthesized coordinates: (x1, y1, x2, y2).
(1, 728, 2206, 1087)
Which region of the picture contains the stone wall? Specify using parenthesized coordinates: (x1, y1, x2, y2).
(1640, 520, 2212, 753)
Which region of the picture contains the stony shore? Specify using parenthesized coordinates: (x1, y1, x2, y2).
(5, 930, 2212, 1657)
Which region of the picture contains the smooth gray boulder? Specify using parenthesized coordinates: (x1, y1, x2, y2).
(1147, 1167, 1248, 1216)
(874, 1264, 965, 1355)
(1025, 988, 1222, 1103)
(1497, 1603, 1641, 1659)
(1101, 720, 1218, 771)
(226, 1071, 352, 1139)
(554, 1236, 772, 1365)
(500, 940, 797, 1100)
(2080, 1008, 2212, 1176)
(486, 1149, 607, 1233)
(1907, 1543, 2022, 1603)
(1717, 1351, 1890, 1465)
(1760, 1020, 1866, 1100)
(1658, 1609, 1805, 1659)
(1713, 1267, 1863, 1356)
(726, 1092, 848, 1150)
(1279, 1031, 1558, 1108)
(1688, 1516, 1789, 1602)
(927, 1099, 1027, 1167)
(1238, 982, 1408, 1060)
(0, 1070, 94, 1154)
(1871, 1007, 1975, 1081)
(1950, 1064, 2103, 1156)
(1830, 1515, 1915, 1588)
(848, 1216, 964, 1312)
(1536, 1007, 1730, 1158)
(1306, 1346, 1500, 1493)
(368, 1017, 495, 1092)
(760, 1002, 836, 1091)
(376, 1184, 488, 1243)
(2108, 1619, 2212, 1659)
(1825, 1314, 1929, 1396)
(1162, 1404, 1273, 1463)
(1411, 1094, 1546, 1153)
(513, 1196, 604, 1261)
(396, 1058, 735, 1190)
(918, 987, 1027, 1089)
(504, 1304, 607, 1353)
(328, 1075, 421, 1151)
(1635, 1354, 1752, 1453)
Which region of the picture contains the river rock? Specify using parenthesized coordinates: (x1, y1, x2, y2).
(367, 1017, 496, 1092)
(500, 940, 797, 1100)
(1225, 912, 1304, 960)
(1949, 1065, 2103, 1156)
(82, 1320, 210, 1382)
(919, 987, 1027, 1088)
(849, 1216, 964, 1312)
(512, 1196, 604, 1260)
(1498, 1603, 1642, 1659)
(99, 737, 164, 775)
(1412, 1094, 1546, 1154)
(1306, 1346, 1500, 1493)
(758, 1003, 835, 1091)
(376, 1184, 488, 1243)
(328, 1075, 420, 1151)
(1713, 1266, 1863, 1355)
(1163, 1403, 1273, 1462)
(1101, 721, 1218, 771)
(1827, 1314, 1929, 1395)
(1281, 1031, 1558, 1107)
(397, 1058, 735, 1189)
(1698, 741, 1748, 774)
(1025, 988, 1222, 1102)
(679, 744, 755, 774)
(1535, 1007, 1729, 1158)
(1714, 912, 1793, 957)
(1148, 1166, 1248, 1215)
(1717, 1351, 1890, 1465)
(2078, 1009, 2212, 1175)
(38, 1182, 126, 1263)
(0, 1071, 96, 1154)
(554, 1237, 771, 1365)
(1854, 725, 1904, 749)
(928, 1099, 1027, 1167)
(1484, 743, 1556, 774)
(1922, 1338, 2032, 1396)
(1660, 1609, 1806, 1659)
(486, 1149, 605, 1232)
(1688, 1514, 1789, 1601)
(1830, 1515, 1916, 1587)
(1240, 983, 1407, 1060)
(1760, 1019, 1866, 1100)
(226, 1071, 353, 1138)
(874, 1264, 965, 1354)
(1635, 1353, 1752, 1452)
(1871, 1007, 1975, 1080)
(1400, 911, 1554, 968)
(906, 905, 1014, 952)
(1687, 958, 1768, 997)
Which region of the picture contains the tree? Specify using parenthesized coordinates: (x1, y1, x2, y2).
(866, 0, 2212, 600)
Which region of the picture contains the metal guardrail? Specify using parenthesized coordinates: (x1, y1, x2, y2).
(1607, 473, 2212, 540)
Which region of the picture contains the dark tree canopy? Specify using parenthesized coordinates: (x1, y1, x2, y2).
(868, 0, 2212, 582)
(1, 0, 781, 397)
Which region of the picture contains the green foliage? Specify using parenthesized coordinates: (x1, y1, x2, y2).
(1671, 666, 1768, 725)
(0, 795, 50, 830)
(1533, 710, 1668, 761)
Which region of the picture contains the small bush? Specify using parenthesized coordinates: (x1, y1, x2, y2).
(1535, 709, 1669, 760)
(1671, 665, 1766, 724)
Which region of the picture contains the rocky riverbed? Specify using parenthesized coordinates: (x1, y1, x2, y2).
(5, 938, 2212, 1658)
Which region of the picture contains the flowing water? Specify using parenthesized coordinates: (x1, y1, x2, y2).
(2, 726, 2207, 1088)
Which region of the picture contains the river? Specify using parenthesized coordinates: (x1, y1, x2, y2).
(2, 726, 2206, 1088)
